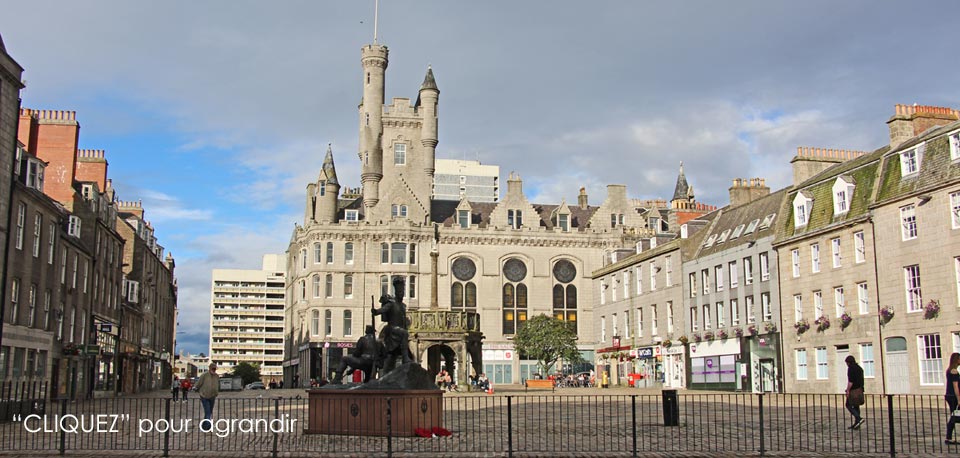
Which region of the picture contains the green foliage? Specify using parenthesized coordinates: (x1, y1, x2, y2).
(232, 362, 261, 386)
(513, 315, 584, 376)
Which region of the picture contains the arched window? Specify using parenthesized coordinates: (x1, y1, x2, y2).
(380, 275, 389, 297)
(344, 242, 354, 264)
(324, 310, 332, 336)
(311, 310, 319, 336)
(502, 258, 528, 335)
(552, 259, 578, 332)
(344, 275, 353, 298)
(343, 310, 353, 336)
(451, 257, 477, 311)
(312, 275, 320, 298)
(326, 242, 334, 264)
(300, 279, 306, 300)
(325, 274, 333, 298)
(314, 243, 321, 263)
(381, 243, 389, 264)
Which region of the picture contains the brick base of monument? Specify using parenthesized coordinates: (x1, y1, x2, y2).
(304, 389, 443, 436)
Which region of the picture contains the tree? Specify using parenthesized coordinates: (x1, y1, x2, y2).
(232, 362, 261, 386)
(513, 314, 584, 376)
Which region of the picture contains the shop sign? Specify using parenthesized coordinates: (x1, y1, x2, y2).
(635, 347, 655, 359)
(99, 324, 113, 333)
(335, 342, 355, 349)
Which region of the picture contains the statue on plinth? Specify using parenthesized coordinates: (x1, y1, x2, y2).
(372, 277, 414, 374)
(331, 325, 382, 384)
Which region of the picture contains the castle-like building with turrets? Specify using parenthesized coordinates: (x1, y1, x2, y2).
(283, 39, 715, 388)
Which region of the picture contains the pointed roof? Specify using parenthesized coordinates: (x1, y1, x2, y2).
(322, 144, 339, 185)
(0, 32, 5, 53)
(420, 65, 438, 91)
(672, 161, 689, 201)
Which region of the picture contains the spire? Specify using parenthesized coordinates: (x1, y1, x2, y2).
(322, 143, 339, 185)
(672, 161, 689, 201)
(420, 65, 438, 91)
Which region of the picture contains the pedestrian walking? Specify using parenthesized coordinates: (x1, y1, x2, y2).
(944, 352, 960, 445)
(195, 363, 220, 432)
(180, 376, 192, 401)
(844, 355, 865, 430)
(171, 376, 180, 402)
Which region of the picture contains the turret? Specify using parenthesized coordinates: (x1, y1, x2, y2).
(359, 44, 388, 210)
(315, 144, 342, 223)
(418, 66, 439, 182)
(670, 161, 692, 210)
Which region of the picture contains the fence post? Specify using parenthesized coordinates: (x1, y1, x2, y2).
(758, 394, 765, 457)
(162, 398, 171, 457)
(631, 395, 638, 458)
(272, 398, 280, 458)
(386, 397, 392, 458)
(887, 395, 896, 458)
(59, 398, 67, 456)
(507, 396, 513, 458)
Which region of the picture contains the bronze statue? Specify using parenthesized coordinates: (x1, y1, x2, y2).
(331, 325, 382, 384)
(372, 278, 414, 374)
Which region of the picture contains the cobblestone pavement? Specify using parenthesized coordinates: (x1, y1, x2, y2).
(1, 386, 955, 457)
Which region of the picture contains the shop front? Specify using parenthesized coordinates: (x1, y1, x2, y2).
(688, 337, 741, 391)
(630, 346, 663, 388)
(482, 346, 515, 385)
(662, 344, 686, 389)
(744, 333, 781, 393)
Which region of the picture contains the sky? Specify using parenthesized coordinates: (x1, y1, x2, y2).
(2, 1, 959, 356)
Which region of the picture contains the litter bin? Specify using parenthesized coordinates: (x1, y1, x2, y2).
(662, 389, 679, 426)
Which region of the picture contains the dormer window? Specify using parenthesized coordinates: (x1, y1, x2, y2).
(832, 177, 855, 215)
(81, 184, 94, 200)
(394, 143, 406, 165)
(26, 159, 45, 192)
(745, 219, 760, 234)
(793, 192, 813, 228)
(703, 234, 717, 248)
(717, 229, 731, 244)
(950, 130, 960, 161)
(67, 216, 81, 238)
(507, 210, 523, 229)
(760, 213, 776, 229)
(900, 143, 923, 176)
(558, 213, 569, 232)
(680, 224, 689, 239)
(458, 209, 470, 228)
(730, 224, 745, 239)
(345, 210, 359, 222)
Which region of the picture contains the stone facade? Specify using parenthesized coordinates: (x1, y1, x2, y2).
(284, 40, 713, 388)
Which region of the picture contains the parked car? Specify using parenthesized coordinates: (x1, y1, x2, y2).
(245, 381, 265, 390)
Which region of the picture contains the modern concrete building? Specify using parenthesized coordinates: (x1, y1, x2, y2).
(433, 159, 500, 203)
(211, 254, 285, 383)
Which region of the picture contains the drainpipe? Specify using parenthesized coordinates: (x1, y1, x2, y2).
(868, 217, 888, 395)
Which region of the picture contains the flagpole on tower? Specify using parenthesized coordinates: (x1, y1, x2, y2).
(373, 0, 379, 44)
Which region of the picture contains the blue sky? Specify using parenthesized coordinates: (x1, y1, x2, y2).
(2, 1, 959, 355)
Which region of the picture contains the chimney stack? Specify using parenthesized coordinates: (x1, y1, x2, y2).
(728, 177, 771, 208)
(887, 104, 960, 149)
(791, 147, 868, 185)
(578, 187, 588, 209)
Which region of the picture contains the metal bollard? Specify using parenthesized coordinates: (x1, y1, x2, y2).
(662, 389, 679, 426)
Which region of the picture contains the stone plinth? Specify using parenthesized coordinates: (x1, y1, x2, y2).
(305, 389, 443, 436)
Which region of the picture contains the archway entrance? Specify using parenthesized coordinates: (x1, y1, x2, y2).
(427, 344, 457, 378)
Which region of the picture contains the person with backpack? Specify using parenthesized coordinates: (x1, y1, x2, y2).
(180, 376, 192, 402)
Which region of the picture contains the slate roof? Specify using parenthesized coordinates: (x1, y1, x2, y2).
(693, 188, 788, 259)
(874, 119, 960, 205)
(672, 164, 690, 201)
(0, 33, 5, 54)
(430, 200, 600, 230)
(420, 66, 438, 91)
(775, 148, 886, 244)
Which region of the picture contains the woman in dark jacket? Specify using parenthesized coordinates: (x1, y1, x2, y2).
(944, 352, 960, 445)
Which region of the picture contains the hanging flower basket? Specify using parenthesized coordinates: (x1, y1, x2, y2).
(734, 327, 744, 338)
(748, 324, 759, 336)
(703, 331, 715, 341)
(814, 316, 830, 332)
(717, 329, 729, 340)
(839, 313, 853, 330)
(924, 300, 940, 320)
(678, 335, 689, 345)
(794, 319, 810, 335)
(693, 333, 702, 343)
(880, 306, 895, 324)
(663, 339, 673, 348)
(764, 322, 778, 333)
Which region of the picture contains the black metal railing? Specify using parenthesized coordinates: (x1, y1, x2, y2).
(0, 381, 48, 423)
(0, 392, 956, 457)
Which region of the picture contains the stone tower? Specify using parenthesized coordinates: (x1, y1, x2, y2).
(314, 144, 341, 223)
(359, 44, 388, 212)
